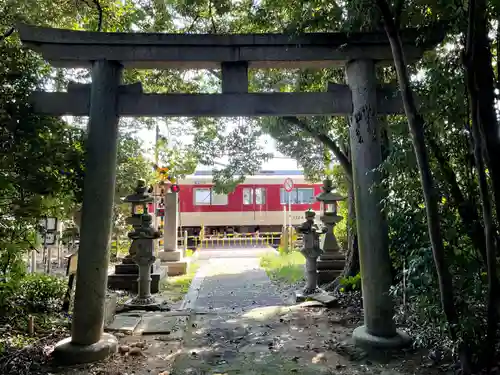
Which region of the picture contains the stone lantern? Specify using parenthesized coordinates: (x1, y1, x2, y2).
(295, 210, 326, 300)
(123, 179, 162, 310)
(315, 179, 346, 284)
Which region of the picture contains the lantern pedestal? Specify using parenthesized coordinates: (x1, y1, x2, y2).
(317, 216, 345, 284)
(107, 261, 166, 294)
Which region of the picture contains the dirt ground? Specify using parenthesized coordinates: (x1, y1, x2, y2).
(3, 295, 454, 375)
(11, 302, 451, 375)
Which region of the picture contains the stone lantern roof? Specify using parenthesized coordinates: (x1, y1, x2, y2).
(124, 179, 153, 204)
(315, 179, 345, 203)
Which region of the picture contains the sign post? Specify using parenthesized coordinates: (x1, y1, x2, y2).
(38, 217, 58, 274)
(283, 178, 294, 251)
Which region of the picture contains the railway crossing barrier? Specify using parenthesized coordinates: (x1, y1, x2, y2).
(174, 231, 303, 250)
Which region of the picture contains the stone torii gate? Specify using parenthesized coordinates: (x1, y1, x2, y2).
(17, 23, 443, 363)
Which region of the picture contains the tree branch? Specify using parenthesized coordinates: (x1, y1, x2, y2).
(282, 116, 352, 180)
(187, 15, 200, 32)
(0, 27, 15, 42)
(393, 0, 404, 30)
(92, 0, 103, 32)
(208, 0, 218, 33)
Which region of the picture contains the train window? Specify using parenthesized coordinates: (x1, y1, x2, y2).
(280, 188, 314, 204)
(297, 188, 315, 204)
(212, 192, 228, 205)
(242, 188, 266, 205)
(243, 188, 253, 205)
(194, 188, 211, 205)
(194, 188, 228, 205)
(255, 188, 266, 205)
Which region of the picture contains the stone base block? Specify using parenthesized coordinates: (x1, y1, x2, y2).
(52, 333, 118, 365)
(317, 259, 345, 270)
(295, 288, 323, 303)
(124, 296, 163, 311)
(318, 269, 343, 284)
(159, 250, 182, 262)
(104, 293, 117, 325)
(114, 263, 157, 274)
(353, 325, 411, 350)
(295, 289, 338, 307)
(107, 266, 167, 293)
(163, 260, 188, 276)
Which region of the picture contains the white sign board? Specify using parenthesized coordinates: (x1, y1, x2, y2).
(283, 177, 294, 192)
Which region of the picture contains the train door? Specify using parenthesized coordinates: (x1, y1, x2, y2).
(242, 186, 255, 231)
(255, 186, 267, 227)
(242, 186, 266, 230)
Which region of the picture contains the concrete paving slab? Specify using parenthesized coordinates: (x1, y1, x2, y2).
(105, 314, 142, 333)
(135, 314, 187, 335)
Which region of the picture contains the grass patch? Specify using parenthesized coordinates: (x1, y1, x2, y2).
(161, 262, 200, 302)
(260, 251, 305, 284)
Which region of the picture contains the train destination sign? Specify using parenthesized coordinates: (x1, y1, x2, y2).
(283, 178, 294, 192)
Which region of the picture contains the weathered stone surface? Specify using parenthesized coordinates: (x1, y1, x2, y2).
(105, 314, 142, 333)
(317, 269, 343, 284)
(135, 315, 186, 335)
(114, 263, 156, 274)
(158, 249, 181, 262)
(104, 293, 117, 325)
(69, 60, 123, 349)
(162, 260, 188, 276)
(17, 23, 446, 69)
(52, 333, 118, 365)
(353, 325, 411, 350)
(163, 192, 179, 252)
(294, 290, 338, 306)
(347, 59, 397, 341)
(107, 266, 166, 293)
(317, 259, 345, 270)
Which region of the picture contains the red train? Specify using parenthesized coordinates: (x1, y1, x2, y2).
(175, 170, 322, 236)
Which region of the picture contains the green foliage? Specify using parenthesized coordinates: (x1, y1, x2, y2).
(160, 262, 200, 302)
(260, 251, 305, 284)
(339, 273, 361, 292)
(110, 240, 129, 261)
(0, 274, 66, 317)
(155, 137, 198, 181)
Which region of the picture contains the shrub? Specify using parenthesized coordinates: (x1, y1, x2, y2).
(339, 273, 361, 292)
(0, 274, 67, 316)
(17, 274, 67, 313)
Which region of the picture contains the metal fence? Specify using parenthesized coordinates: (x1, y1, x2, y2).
(172, 231, 302, 250)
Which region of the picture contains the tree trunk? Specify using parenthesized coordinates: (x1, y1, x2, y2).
(464, 0, 499, 367)
(343, 179, 359, 277)
(375, 0, 466, 368)
(427, 136, 487, 264)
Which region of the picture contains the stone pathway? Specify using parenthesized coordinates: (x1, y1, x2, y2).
(171, 248, 339, 375)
